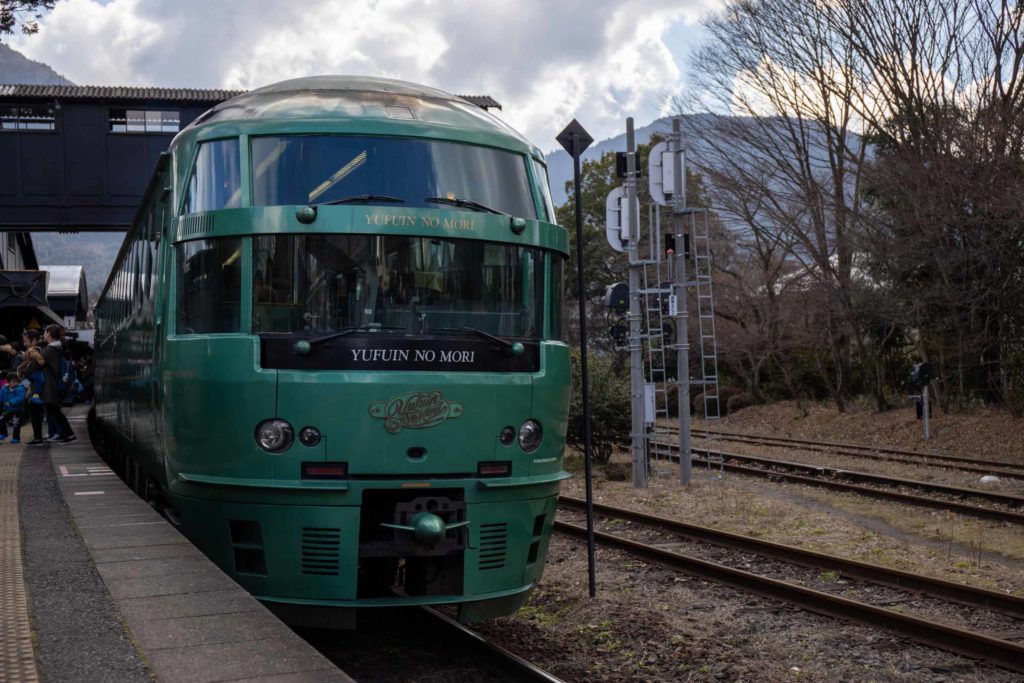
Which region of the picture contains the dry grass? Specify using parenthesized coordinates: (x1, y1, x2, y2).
(699, 400, 1024, 465)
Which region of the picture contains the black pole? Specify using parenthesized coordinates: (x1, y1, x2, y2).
(571, 132, 598, 598)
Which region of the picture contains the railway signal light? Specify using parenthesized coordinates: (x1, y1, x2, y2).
(615, 151, 642, 178)
(603, 282, 628, 312)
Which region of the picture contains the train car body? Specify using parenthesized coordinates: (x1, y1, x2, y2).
(89, 76, 571, 625)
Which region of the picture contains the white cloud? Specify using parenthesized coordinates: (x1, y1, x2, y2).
(12, 0, 722, 147)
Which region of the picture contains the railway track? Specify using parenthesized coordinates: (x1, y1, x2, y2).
(416, 605, 566, 682)
(649, 441, 1024, 525)
(681, 427, 1024, 478)
(555, 498, 1024, 673)
(302, 605, 565, 682)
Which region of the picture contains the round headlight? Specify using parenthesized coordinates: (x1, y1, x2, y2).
(299, 426, 321, 447)
(255, 419, 293, 452)
(499, 426, 516, 445)
(518, 419, 543, 452)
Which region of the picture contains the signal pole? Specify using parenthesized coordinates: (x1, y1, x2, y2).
(626, 119, 647, 488)
(556, 119, 597, 597)
(671, 117, 692, 484)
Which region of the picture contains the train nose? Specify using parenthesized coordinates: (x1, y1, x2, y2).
(383, 511, 470, 547)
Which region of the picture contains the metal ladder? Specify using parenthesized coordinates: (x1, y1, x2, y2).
(689, 209, 723, 476)
(639, 205, 674, 470)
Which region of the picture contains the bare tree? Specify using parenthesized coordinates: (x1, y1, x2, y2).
(684, 0, 871, 410)
(830, 0, 1024, 409)
(0, 1, 57, 36)
(686, 0, 1024, 412)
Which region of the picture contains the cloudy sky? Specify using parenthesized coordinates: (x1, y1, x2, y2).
(10, 0, 723, 151)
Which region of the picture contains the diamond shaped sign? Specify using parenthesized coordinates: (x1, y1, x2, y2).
(556, 119, 594, 158)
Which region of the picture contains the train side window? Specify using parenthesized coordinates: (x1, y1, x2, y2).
(550, 256, 564, 341)
(532, 158, 556, 222)
(182, 138, 241, 214)
(132, 240, 142, 311)
(176, 237, 242, 334)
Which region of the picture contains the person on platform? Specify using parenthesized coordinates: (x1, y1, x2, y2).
(18, 330, 47, 446)
(0, 372, 26, 444)
(39, 325, 75, 444)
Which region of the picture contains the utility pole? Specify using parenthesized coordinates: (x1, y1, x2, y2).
(626, 118, 647, 488)
(671, 117, 692, 485)
(922, 385, 930, 440)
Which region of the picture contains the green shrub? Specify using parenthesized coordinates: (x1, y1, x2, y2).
(568, 348, 631, 465)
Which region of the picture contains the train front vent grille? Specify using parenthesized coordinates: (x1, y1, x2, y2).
(478, 522, 508, 571)
(179, 214, 213, 238)
(301, 527, 341, 576)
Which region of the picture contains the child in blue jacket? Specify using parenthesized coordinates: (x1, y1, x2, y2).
(0, 372, 27, 444)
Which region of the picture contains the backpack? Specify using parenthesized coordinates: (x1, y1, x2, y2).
(3, 385, 25, 414)
(25, 370, 45, 404)
(57, 356, 77, 398)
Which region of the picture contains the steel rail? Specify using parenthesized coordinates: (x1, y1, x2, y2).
(688, 429, 1024, 480)
(558, 495, 1024, 616)
(696, 457, 1024, 524)
(683, 427, 1024, 475)
(554, 521, 1024, 673)
(417, 606, 566, 683)
(648, 442, 1024, 524)
(688, 447, 1024, 507)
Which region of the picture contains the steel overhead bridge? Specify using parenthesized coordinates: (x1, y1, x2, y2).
(0, 84, 501, 233)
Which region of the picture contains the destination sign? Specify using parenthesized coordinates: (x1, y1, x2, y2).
(260, 335, 539, 373)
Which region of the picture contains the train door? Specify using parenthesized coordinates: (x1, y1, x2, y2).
(150, 156, 171, 481)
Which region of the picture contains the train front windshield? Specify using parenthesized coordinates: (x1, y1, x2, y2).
(253, 234, 544, 339)
(251, 135, 538, 218)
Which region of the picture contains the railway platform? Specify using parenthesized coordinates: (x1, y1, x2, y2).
(0, 408, 353, 683)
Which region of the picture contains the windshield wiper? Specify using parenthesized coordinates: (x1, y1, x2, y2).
(318, 194, 406, 206)
(302, 324, 406, 348)
(431, 326, 519, 349)
(425, 196, 508, 216)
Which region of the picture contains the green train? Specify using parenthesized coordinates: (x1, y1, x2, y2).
(88, 76, 571, 626)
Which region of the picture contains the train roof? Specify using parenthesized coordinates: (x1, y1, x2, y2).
(183, 75, 541, 157)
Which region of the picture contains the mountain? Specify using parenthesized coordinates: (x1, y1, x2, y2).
(34, 233, 124, 301)
(0, 42, 72, 85)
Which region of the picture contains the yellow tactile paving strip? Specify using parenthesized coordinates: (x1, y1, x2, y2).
(0, 446, 39, 683)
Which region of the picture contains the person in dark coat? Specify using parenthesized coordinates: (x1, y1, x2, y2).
(18, 330, 47, 446)
(40, 325, 75, 443)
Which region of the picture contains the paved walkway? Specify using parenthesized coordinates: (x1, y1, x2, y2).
(0, 444, 38, 683)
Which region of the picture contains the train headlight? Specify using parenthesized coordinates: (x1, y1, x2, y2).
(299, 426, 321, 447)
(499, 426, 516, 445)
(518, 420, 543, 452)
(255, 419, 293, 452)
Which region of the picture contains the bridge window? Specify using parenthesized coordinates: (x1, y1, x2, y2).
(176, 237, 242, 334)
(0, 104, 55, 131)
(183, 138, 242, 213)
(109, 109, 180, 133)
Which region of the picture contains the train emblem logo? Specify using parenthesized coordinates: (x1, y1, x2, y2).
(369, 391, 463, 434)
